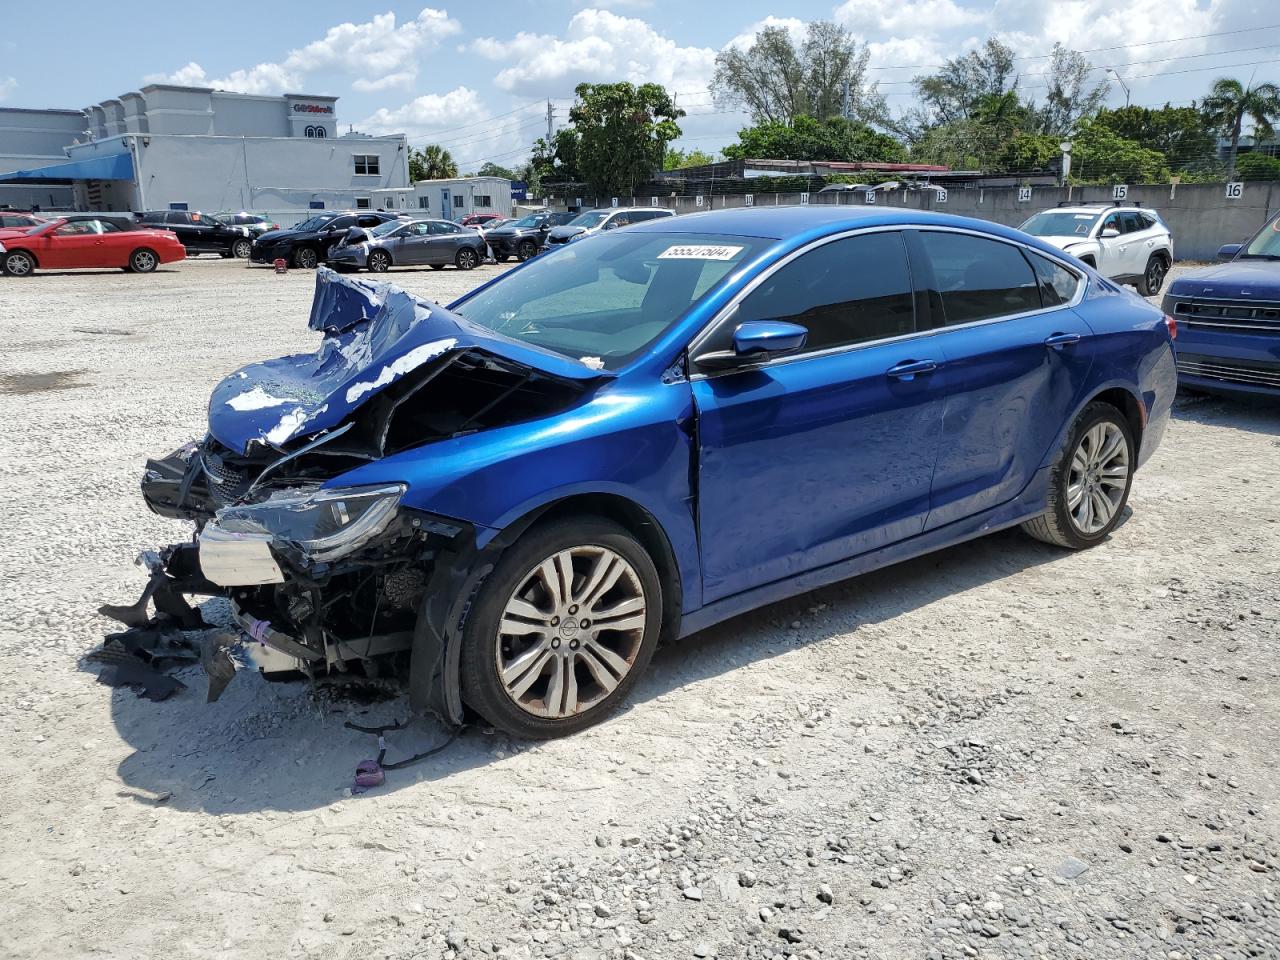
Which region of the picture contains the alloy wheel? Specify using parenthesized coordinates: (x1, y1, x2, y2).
(457, 249, 477, 270)
(495, 546, 647, 719)
(232, 239, 252, 259)
(1146, 259, 1164, 292)
(369, 251, 390, 272)
(295, 248, 318, 269)
(132, 250, 157, 272)
(5, 252, 33, 276)
(1067, 421, 1129, 535)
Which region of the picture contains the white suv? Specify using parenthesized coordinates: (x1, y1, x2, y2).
(1019, 203, 1173, 296)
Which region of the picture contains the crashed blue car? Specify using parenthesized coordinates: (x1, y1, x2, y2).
(1162, 209, 1280, 396)
(122, 207, 1176, 738)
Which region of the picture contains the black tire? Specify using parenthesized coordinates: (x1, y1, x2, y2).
(455, 247, 479, 271)
(128, 248, 159, 273)
(1021, 401, 1135, 549)
(3, 249, 35, 277)
(459, 516, 663, 739)
(231, 238, 253, 260)
(430, 264, 445, 271)
(517, 240, 538, 262)
(1137, 254, 1167, 297)
(293, 247, 319, 270)
(368, 250, 391, 273)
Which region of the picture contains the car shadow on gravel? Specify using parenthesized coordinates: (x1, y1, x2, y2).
(104, 523, 1083, 815)
(1172, 391, 1280, 435)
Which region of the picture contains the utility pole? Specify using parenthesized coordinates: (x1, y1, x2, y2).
(546, 100, 554, 143)
(1105, 67, 1131, 108)
(841, 80, 850, 120)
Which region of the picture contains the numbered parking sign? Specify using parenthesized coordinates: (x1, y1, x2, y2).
(611, 197, 619, 207)
(1112, 184, 1128, 201)
(935, 189, 948, 204)
(800, 192, 810, 204)
(744, 194, 754, 207)
(1017, 187, 1032, 203)
(650, 196, 659, 207)
(1226, 181, 1244, 199)
(695, 195, 705, 208)
(865, 190, 876, 204)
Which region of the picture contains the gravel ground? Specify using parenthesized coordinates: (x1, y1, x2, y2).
(0, 258, 1277, 960)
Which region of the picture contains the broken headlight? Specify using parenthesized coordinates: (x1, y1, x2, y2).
(214, 483, 407, 562)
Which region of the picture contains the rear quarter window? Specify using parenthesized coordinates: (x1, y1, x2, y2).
(920, 232, 1042, 325)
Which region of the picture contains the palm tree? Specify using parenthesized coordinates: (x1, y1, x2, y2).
(410, 144, 459, 182)
(1202, 77, 1280, 182)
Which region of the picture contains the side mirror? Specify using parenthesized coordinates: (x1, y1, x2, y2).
(1217, 243, 1242, 262)
(695, 320, 808, 370)
(1101, 226, 1120, 239)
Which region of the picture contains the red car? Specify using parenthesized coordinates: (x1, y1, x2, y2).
(458, 212, 505, 227)
(0, 211, 44, 229)
(1, 217, 186, 276)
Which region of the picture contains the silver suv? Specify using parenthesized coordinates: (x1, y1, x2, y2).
(1019, 203, 1173, 296)
(544, 206, 675, 248)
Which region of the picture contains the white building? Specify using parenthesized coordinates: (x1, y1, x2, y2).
(0, 85, 409, 214)
(374, 176, 514, 218)
(0, 107, 87, 209)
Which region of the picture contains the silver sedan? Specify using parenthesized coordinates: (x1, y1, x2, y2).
(328, 218, 485, 272)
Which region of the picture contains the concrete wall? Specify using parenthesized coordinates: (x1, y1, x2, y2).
(570, 181, 1280, 262)
(0, 106, 87, 210)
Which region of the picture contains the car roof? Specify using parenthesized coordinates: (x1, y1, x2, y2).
(623, 206, 1050, 243)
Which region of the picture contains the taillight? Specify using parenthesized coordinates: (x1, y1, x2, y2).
(1164, 313, 1177, 340)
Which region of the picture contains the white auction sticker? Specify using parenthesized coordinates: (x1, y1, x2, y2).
(657, 244, 744, 260)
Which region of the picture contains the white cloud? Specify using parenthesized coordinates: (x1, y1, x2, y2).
(143, 7, 460, 95)
(361, 86, 488, 137)
(470, 10, 716, 98)
(0, 77, 17, 102)
(725, 16, 807, 51)
(836, 0, 985, 35)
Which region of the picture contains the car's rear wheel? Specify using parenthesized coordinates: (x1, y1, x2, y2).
(368, 250, 391, 273)
(1022, 401, 1135, 549)
(231, 238, 253, 259)
(3, 249, 35, 276)
(1137, 255, 1167, 297)
(517, 240, 538, 261)
(455, 247, 479, 271)
(128, 248, 158, 273)
(460, 517, 662, 739)
(293, 247, 319, 270)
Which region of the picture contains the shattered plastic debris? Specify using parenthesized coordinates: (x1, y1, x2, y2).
(579, 356, 605, 370)
(199, 630, 239, 704)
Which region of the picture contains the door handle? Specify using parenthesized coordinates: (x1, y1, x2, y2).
(886, 359, 940, 380)
(1044, 332, 1082, 349)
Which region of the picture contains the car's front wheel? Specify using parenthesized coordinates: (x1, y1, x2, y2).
(293, 247, 319, 270)
(128, 248, 159, 273)
(231, 238, 253, 259)
(1137, 255, 1167, 297)
(1022, 401, 1135, 549)
(517, 239, 538, 261)
(3, 249, 35, 276)
(460, 517, 663, 739)
(368, 250, 391, 273)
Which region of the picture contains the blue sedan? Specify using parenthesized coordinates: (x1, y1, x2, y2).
(125, 207, 1176, 738)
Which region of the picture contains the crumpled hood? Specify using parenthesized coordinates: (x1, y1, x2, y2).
(208, 267, 612, 454)
(1167, 259, 1280, 300)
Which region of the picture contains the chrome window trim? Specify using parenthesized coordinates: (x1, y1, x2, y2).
(687, 223, 1087, 380)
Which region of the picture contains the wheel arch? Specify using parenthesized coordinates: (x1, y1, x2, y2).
(5, 246, 38, 268)
(368, 247, 393, 267)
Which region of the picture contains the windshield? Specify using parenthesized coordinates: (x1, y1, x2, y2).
(1019, 211, 1100, 238)
(294, 216, 333, 231)
(1242, 213, 1280, 259)
(512, 215, 543, 227)
(369, 220, 404, 237)
(568, 211, 609, 228)
(451, 231, 767, 370)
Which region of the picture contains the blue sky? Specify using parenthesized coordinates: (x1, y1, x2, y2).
(3, 0, 1276, 169)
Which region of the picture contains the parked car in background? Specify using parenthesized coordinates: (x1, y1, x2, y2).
(327, 217, 486, 272)
(250, 211, 403, 269)
(0, 211, 43, 229)
(459, 212, 506, 228)
(1161, 209, 1280, 397)
(486, 210, 576, 261)
(544, 207, 675, 248)
(218, 212, 280, 237)
(135, 210, 254, 259)
(0, 213, 136, 242)
(2, 217, 184, 275)
(126, 207, 1174, 739)
(1019, 203, 1173, 296)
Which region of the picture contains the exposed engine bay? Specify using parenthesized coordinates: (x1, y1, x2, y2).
(103, 268, 604, 715)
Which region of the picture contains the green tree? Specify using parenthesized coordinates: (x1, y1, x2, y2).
(568, 82, 683, 196)
(912, 39, 1017, 126)
(1202, 77, 1280, 182)
(1037, 43, 1108, 136)
(712, 20, 885, 125)
(474, 162, 518, 180)
(1070, 119, 1170, 183)
(1234, 151, 1280, 180)
(721, 115, 904, 162)
(530, 128, 582, 184)
(1092, 105, 1217, 171)
(995, 131, 1059, 172)
(410, 144, 458, 182)
(663, 147, 717, 170)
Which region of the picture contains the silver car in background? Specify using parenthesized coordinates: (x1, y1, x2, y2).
(327, 218, 487, 273)
(543, 206, 675, 248)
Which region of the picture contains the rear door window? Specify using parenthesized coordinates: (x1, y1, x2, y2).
(1027, 251, 1080, 307)
(918, 231, 1042, 325)
(165, 212, 190, 225)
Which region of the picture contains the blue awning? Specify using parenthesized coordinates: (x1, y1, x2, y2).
(0, 152, 134, 184)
